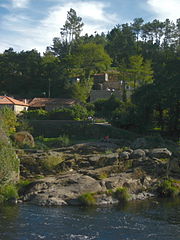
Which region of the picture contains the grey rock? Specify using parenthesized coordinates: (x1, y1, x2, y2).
(130, 192, 155, 201)
(96, 195, 119, 205)
(22, 173, 103, 206)
(149, 148, 172, 159)
(119, 151, 130, 160)
(131, 149, 146, 159)
(88, 155, 101, 165)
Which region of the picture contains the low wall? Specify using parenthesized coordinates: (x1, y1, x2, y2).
(30, 120, 137, 140)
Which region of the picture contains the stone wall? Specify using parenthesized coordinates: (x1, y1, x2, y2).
(90, 90, 122, 102)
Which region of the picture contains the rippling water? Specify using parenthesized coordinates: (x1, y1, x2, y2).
(0, 199, 180, 240)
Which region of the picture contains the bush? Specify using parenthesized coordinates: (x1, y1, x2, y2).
(49, 104, 93, 121)
(0, 107, 17, 136)
(48, 108, 73, 120)
(41, 154, 64, 171)
(0, 140, 20, 185)
(114, 187, 130, 202)
(94, 95, 122, 120)
(78, 193, 96, 206)
(157, 179, 180, 198)
(20, 109, 48, 120)
(111, 103, 139, 130)
(16, 119, 33, 133)
(16, 179, 32, 195)
(0, 184, 18, 204)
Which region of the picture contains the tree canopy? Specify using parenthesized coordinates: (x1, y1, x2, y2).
(0, 10, 179, 138)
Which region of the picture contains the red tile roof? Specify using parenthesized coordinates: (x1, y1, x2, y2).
(29, 98, 76, 108)
(0, 96, 28, 106)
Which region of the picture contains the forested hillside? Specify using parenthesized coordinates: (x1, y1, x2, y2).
(0, 9, 179, 137)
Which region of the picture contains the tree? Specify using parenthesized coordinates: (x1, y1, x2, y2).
(74, 43, 112, 78)
(128, 55, 154, 89)
(66, 79, 94, 103)
(41, 52, 61, 97)
(106, 24, 136, 65)
(60, 8, 84, 43)
(59, 8, 84, 55)
(131, 18, 144, 53)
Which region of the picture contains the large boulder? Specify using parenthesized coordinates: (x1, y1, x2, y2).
(14, 131, 34, 147)
(22, 173, 103, 206)
(119, 151, 130, 160)
(130, 149, 146, 159)
(149, 148, 172, 159)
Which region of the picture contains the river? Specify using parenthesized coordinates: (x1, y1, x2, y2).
(0, 199, 180, 240)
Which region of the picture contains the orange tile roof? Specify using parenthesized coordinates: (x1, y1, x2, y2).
(0, 96, 28, 106)
(29, 98, 76, 108)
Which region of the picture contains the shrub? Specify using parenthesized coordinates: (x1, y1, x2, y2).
(0, 184, 18, 204)
(20, 109, 48, 120)
(48, 104, 92, 121)
(16, 179, 32, 195)
(106, 189, 113, 196)
(78, 193, 96, 206)
(0, 140, 20, 185)
(71, 104, 91, 120)
(48, 108, 73, 120)
(114, 187, 130, 202)
(16, 119, 33, 133)
(111, 103, 139, 130)
(41, 154, 64, 171)
(94, 95, 122, 120)
(0, 107, 17, 136)
(157, 179, 180, 198)
(98, 172, 108, 180)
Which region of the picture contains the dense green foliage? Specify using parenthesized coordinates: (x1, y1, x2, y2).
(0, 113, 19, 185)
(0, 139, 19, 185)
(20, 104, 94, 121)
(94, 95, 122, 120)
(0, 184, 18, 204)
(0, 107, 17, 136)
(0, 11, 179, 137)
(157, 179, 180, 198)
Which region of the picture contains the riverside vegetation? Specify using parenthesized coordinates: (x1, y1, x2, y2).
(0, 106, 179, 207)
(0, 9, 179, 205)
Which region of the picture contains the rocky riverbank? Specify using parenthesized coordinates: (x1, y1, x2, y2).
(17, 141, 180, 206)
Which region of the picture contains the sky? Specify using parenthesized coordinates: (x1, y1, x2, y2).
(0, 0, 179, 54)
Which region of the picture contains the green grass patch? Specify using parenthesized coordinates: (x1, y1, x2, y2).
(41, 154, 64, 171)
(0, 184, 18, 204)
(157, 179, 180, 198)
(35, 135, 70, 149)
(113, 187, 130, 202)
(78, 193, 96, 206)
(98, 172, 108, 180)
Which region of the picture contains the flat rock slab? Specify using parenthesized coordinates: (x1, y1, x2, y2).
(22, 173, 102, 205)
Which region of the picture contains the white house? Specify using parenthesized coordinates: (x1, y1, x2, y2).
(0, 96, 28, 114)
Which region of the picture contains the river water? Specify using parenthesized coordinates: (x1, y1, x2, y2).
(0, 199, 180, 240)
